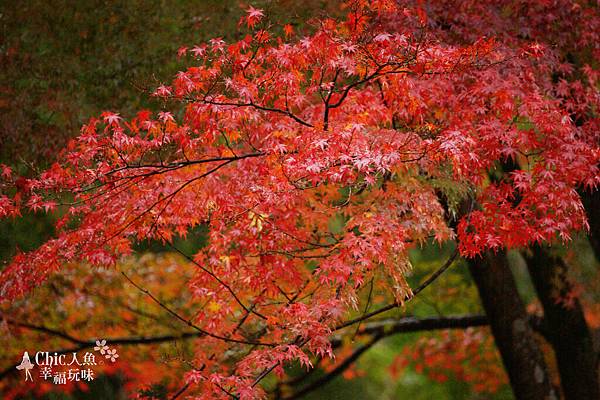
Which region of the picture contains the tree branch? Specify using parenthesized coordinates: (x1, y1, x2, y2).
(284, 333, 384, 400)
(286, 314, 488, 399)
(121, 271, 276, 347)
(334, 250, 459, 331)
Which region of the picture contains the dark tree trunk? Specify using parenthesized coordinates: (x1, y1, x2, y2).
(524, 245, 600, 400)
(468, 251, 558, 400)
(581, 189, 600, 259)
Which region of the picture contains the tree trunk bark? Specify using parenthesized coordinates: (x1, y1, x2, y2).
(581, 189, 600, 259)
(523, 245, 600, 400)
(468, 251, 558, 400)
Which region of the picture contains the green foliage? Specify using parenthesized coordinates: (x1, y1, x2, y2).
(0, 210, 55, 263)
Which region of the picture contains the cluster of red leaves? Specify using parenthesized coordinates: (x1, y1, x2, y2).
(1, 0, 598, 398)
(390, 328, 507, 393)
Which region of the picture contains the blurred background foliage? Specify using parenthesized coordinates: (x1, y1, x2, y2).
(1, 1, 598, 399)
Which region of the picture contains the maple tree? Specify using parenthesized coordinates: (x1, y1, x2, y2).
(1, 0, 599, 399)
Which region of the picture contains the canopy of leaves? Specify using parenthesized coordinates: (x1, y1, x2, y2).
(1, 0, 598, 399)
